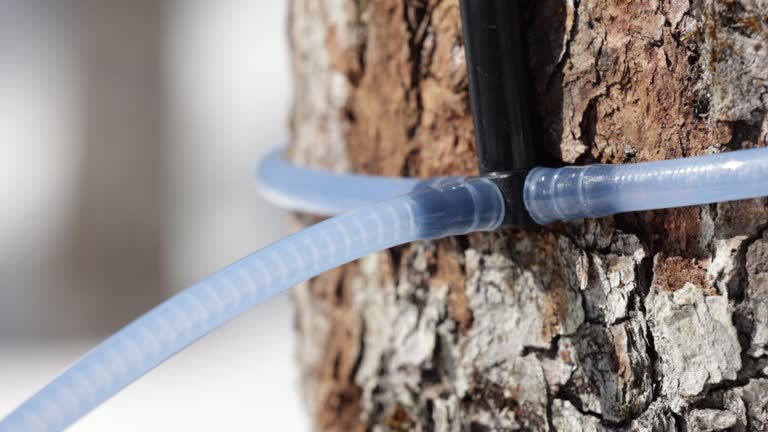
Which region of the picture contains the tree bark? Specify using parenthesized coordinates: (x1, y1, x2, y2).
(288, 0, 768, 430)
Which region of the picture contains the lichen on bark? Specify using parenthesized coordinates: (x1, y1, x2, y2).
(288, 0, 768, 430)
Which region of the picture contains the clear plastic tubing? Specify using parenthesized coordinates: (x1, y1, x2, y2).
(524, 147, 768, 224)
(259, 147, 768, 223)
(0, 178, 504, 432)
(257, 148, 425, 215)
(5, 146, 768, 431)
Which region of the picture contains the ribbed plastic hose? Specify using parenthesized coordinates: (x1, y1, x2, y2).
(0, 177, 505, 432)
(6, 145, 768, 431)
(259, 147, 768, 224)
(524, 147, 768, 224)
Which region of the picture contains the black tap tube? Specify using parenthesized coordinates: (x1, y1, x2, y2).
(460, 0, 537, 226)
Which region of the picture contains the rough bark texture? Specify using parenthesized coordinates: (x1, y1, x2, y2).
(288, 0, 768, 430)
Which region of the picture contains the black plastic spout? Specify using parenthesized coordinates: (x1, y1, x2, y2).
(460, 0, 537, 226)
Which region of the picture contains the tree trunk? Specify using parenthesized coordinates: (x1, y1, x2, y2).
(288, 0, 768, 430)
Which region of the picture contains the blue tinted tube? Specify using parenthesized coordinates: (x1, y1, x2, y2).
(524, 147, 768, 224)
(256, 149, 425, 215)
(0, 177, 504, 432)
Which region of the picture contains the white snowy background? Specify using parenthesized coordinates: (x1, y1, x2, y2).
(0, 1, 306, 430)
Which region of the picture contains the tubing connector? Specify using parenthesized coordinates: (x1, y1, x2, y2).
(523, 165, 607, 224)
(475, 171, 533, 227)
(460, 0, 540, 227)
